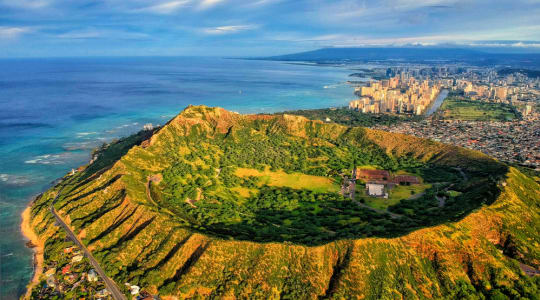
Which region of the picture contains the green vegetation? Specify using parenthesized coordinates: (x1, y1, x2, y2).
(438, 97, 520, 121)
(235, 167, 340, 193)
(359, 183, 431, 210)
(30, 226, 112, 299)
(512, 164, 540, 183)
(27, 106, 540, 299)
(84, 128, 154, 178)
(140, 107, 508, 245)
(280, 107, 422, 127)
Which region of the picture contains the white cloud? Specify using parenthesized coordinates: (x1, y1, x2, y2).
(56, 29, 150, 40)
(203, 24, 258, 34)
(133, 0, 190, 14)
(1, 0, 52, 9)
(390, 0, 459, 10)
(0, 26, 32, 39)
(199, 0, 225, 10)
(465, 42, 540, 48)
(243, 0, 284, 7)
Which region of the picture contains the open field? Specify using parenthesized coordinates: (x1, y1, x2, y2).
(439, 98, 519, 121)
(235, 167, 340, 193)
(359, 183, 431, 210)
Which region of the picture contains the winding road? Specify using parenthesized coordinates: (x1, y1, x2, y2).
(50, 185, 127, 300)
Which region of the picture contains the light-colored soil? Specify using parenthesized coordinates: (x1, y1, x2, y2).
(20, 206, 44, 300)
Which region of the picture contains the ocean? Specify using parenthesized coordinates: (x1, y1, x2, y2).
(0, 56, 357, 299)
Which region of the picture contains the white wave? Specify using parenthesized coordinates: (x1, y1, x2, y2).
(24, 153, 75, 165)
(0, 173, 31, 185)
(76, 132, 98, 136)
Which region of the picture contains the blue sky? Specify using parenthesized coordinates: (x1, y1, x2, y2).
(0, 0, 539, 57)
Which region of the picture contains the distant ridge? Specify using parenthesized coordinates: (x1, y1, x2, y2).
(261, 47, 540, 67)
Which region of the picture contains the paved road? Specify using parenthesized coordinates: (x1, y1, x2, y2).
(50, 186, 127, 300)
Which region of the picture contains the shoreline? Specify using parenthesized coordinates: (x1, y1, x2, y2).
(20, 204, 44, 300)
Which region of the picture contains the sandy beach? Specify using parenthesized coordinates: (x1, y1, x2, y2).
(20, 206, 44, 300)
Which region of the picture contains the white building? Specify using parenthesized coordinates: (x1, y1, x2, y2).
(367, 183, 385, 197)
(87, 269, 98, 282)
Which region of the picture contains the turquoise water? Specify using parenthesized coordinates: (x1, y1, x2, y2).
(0, 57, 355, 299)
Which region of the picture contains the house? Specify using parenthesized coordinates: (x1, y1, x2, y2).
(97, 289, 110, 298)
(87, 269, 98, 282)
(46, 275, 56, 288)
(72, 254, 84, 263)
(44, 268, 56, 277)
(61, 265, 71, 275)
(129, 285, 141, 295)
(355, 169, 391, 181)
(65, 274, 77, 284)
(367, 183, 385, 197)
(393, 175, 420, 185)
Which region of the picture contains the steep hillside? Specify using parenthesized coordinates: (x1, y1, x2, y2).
(27, 106, 539, 299)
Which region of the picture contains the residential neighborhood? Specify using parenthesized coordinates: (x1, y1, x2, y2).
(373, 117, 540, 168)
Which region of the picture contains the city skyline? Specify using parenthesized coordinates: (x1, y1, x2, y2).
(1, 0, 540, 57)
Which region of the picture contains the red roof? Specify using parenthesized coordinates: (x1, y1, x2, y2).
(62, 265, 71, 275)
(356, 169, 390, 180)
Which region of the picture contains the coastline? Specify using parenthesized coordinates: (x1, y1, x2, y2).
(20, 204, 43, 300)
(0, 58, 354, 299)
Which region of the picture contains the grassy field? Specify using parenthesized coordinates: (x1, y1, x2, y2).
(230, 186, 256, 198)
(359, 183, 431, 210)
(439, 98, 519, 121)
(236, 167, 340, 193)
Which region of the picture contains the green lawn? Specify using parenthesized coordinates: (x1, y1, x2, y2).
(447, 190, 463, 197)
(439, 98, 519, 121)
(235, 167, 340, 193)
(359, 183, 431, 210)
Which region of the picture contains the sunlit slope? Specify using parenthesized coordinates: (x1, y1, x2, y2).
(28, 106, 539, 298)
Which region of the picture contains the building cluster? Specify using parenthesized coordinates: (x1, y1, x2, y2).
(372, 118, 540, 168)
(455, 73, 539, 117)
(34, 244, 111, 299)
(33, 242, 154, 299)
(348, 66, 540, 117)
(456, 70, 540, 103)
(354, 168, 420, 198)
(349, 75, 441, 115)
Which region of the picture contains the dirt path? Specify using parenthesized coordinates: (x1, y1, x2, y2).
(145, 175, 161, 206)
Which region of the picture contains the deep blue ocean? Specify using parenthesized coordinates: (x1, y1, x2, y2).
(0, 57, 357, 299)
